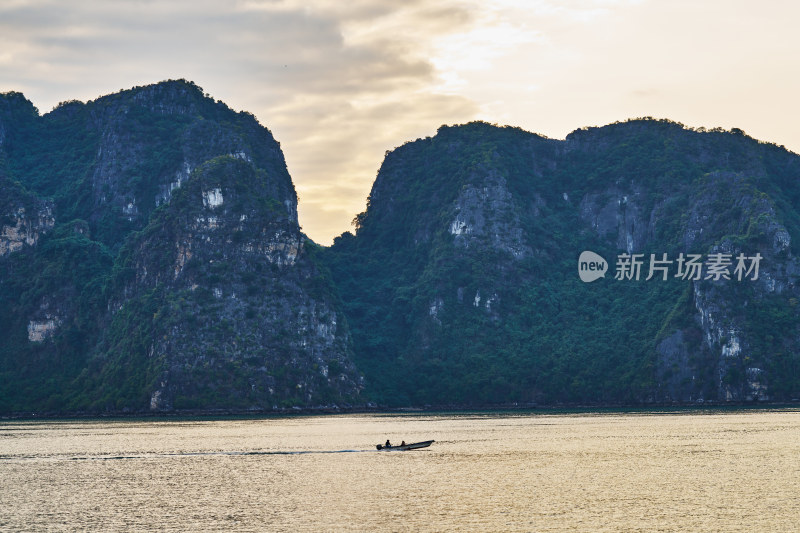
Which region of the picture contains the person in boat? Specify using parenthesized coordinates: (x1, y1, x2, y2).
(385, 439, 391, 448)
(400, 441, 406, 446)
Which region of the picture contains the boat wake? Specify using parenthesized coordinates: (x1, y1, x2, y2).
(0, 449, 376, 462)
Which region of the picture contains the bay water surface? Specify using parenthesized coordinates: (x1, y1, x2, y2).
(1, 409, 799, 531)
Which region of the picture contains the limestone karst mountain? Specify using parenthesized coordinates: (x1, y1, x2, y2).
(2, 81, 799, 413)
(326, 121, 800, 406)
(0, 80, 360, 412)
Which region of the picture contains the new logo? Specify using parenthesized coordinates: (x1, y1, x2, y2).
(578, 251, 607, 282)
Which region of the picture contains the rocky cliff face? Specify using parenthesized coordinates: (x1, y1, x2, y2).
(0, 175, 54, 258)
(0, 81, 360, 413)
(94, 156, 361, 410)
(328, 120, 800, 406)
(650, 173, 800, 402)
(3, 81, 799, 412)
(56, 80, 298, 246)
(565, 124, 800, 403)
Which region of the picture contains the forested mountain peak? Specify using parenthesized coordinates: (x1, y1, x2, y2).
(0, 81, 355, 414)
(327, 118, 800, 406)
(3, 80, 799, 413)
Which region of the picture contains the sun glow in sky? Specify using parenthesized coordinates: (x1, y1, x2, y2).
(2, 0, 800, 244)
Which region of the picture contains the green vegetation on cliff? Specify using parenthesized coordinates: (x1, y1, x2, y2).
(326, 120, 800, 406)
(0, 81, 359, 413)
(3, 80, 800, 413)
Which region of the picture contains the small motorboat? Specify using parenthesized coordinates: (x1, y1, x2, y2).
(376, 440, 434, 451)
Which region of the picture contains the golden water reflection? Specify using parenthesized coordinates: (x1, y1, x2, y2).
(1, 410, 799, 531)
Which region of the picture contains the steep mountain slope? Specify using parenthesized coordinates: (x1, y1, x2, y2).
(326, 120, 800, 406)
(85, 156, 361, 410)
(3, 80, 799, 412)
(0, 81, 361, 412)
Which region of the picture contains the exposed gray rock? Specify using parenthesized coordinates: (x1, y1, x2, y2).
(101, 156, 362, 410)
(449, 171, 531, 259)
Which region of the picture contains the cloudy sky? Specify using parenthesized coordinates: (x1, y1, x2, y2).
(2, 0, 799, 244)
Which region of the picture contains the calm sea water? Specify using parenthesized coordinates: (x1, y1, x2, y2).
(1, 409, 799, 532)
